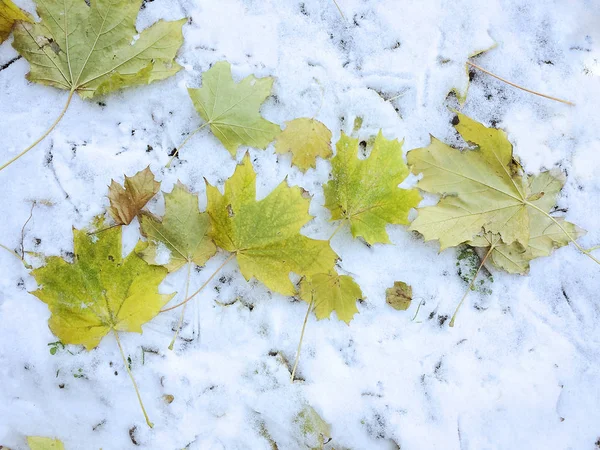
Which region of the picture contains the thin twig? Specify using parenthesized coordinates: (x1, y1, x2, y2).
(332, 0, 346, 20)
(291, 295, 314, 382)
(87, 224, 120, 236)
(20, 202, 36, 259)
(160, 254, 235, 312)
(0, 90, 75, 172)
(169, 262, 192, 350)
(166, 122, 210, 168)
(113, 330, 153, 428)
(466, 61, 574, 106)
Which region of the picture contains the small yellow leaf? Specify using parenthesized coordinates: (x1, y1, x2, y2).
(386, 281, 412, 310)
(0, 0, 31, 44)
(275, 118, 333, 171)
(26, 437, 64, 450)
(300, 272, 362, 324)
(108, 166, 160, 226)
(206, 153, 337, 295)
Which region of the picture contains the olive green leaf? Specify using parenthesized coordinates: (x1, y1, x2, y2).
(299, 272, 362, 324)
(0, 0, 31, 44)
(385, 281, 412, 311)
(12, 0, 185, 99)
(407, 113, 533, 250)
(108, 166, 160, 226)
(294, 405, 332, 450)
(469, 170, 586, 274)
(275, 118, 333, 171)
(138, 182, 216, 272)
(27, 437, 64, 450)
(188, 61, 281, 156)
(30, 222, 174, 350)
(206, 153, 337, 295)
(324, 131, 421, 245)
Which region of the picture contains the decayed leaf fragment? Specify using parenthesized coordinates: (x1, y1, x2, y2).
(30, 222, 173, 350)
(108, 166, 160, 226)
(299, 272, 362, 324)
(138, 183, 216, 272)
(26, 437, 64, 450)
(188, 61, 281, 156)
(206, 153, 337, 295)
(12, 0, 185, 98)
(0, 0, 31, 44)
(324, 131, 421, 245)
(386, 281, 412, 310)
(469, 170, 585, 274)
(275, 118, 333, 171)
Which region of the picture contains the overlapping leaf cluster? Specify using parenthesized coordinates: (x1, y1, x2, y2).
(407, 113, 585, 274)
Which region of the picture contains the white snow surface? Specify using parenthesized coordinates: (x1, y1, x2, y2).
(1, 0, 600, 449)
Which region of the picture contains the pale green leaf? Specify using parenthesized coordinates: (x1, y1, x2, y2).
(408, 113, 531, 250)
(206, 153, 337, 295)
(275, 118, 333, 171)
(299, 272, 362, 324)
(30, 221, 174, 350)
(12, 0, 185, 99)
(188, 61, 281, 156)
(294, 405, 331, 450)
(138, 182, 216, 272)
(324, 131, 421, 245)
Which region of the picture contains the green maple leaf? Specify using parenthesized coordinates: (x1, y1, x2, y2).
(12, 0, 185, 99)
(469, 170, 586, 274)
(27, 437, 64, 450)
(323, 131, 422, 245)
(138, 182, 216, 272)
(188, 61, 281, 156)
(0, 0, 31, 44)
(275, 118, 333, 172)
(206, 153, 337, 296)
(31, 222, 173, 350)
(408, 112, 535, 250)
(299, 272, 362, 324)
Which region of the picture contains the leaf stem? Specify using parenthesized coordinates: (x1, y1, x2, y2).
(332, 0, 346, 20)
(291, 295, 314, 382)
(168, 262, 192, 350)
(328, 222, 345, 241)
(166, 122, 210, 168)
(449, 240, 496, 327)
(160, 254, 235, 312)
(112, 329, 153, 428)
(87, 223, 120, 236)
(0, 242, 27, 265)
(0, 90, 75, 172)
(525, 201, 600, 266)
(466, 61, 574, 106)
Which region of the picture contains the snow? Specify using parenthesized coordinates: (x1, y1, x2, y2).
(1, 0, 600, 449)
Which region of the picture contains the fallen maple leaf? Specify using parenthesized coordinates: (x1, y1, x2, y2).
(324, 131, 421, 245)
(108, 166, 160, 226)
(13, 0, 185, 99)
(299, 272, 362, 324)
(187, 61, 281, 156)
(138, 182, 216, 272)
(386, 281, 412, 311)
(275, 118, 333, 172)
(26, 437, 64, 450)
(206, 153, 337, 295)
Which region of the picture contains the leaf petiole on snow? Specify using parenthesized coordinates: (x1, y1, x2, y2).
(166, 122, 211, 168)
(0, 90, 75, 172)
(168, 262, 192, 350)
(112, 329, 153, 428)
(291, 294, 314, 382)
